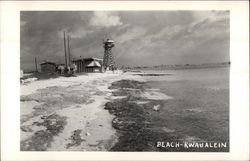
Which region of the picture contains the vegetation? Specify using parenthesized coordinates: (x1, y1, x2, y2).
(105, 79, 229, 152)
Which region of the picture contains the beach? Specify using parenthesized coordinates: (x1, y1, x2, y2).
(20, 72, 141, 151)
(20, 67, 229, 151)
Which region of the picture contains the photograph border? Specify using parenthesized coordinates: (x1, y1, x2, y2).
(1, 1, 249, 161)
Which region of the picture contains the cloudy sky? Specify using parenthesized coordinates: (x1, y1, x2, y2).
(21, 11, 229, 71)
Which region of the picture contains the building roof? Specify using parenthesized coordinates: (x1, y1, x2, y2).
(86, 60, 101, 67)
(104, 39, 114, 43)
(40, 62, 56, 65)
(85, 57, 103, 61)
(72, 59, 84, 62)
(73, 57, 103, 62)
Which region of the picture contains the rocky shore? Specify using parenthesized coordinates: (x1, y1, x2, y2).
(104, 79, 229, 152)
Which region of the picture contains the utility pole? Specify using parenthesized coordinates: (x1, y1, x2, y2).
(63, 31, 68, 67)
(67, 34, 71, 66)
(35, 57, 38, 72)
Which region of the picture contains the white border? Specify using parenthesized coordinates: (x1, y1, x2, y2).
(1, 1, 249, 161)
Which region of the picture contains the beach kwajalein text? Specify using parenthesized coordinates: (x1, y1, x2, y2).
(156, 141, 228, 149)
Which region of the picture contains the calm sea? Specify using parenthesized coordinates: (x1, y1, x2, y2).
(142, 67, 229, 89)
(142, 67, 230, 148)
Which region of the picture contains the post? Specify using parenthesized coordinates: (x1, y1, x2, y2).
(63, 31, 68, 68)
(35, 57, 38, 72)
(67, 34, 71, 66)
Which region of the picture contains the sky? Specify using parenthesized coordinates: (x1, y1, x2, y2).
(21, 11, 229, 71)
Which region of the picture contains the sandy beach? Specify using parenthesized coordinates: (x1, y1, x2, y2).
(20, 71, 173, 151)
(20, 72, 144, 151)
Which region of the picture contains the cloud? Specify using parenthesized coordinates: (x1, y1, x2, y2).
(58, 27, 93, 38)
(192, 11, 229, 23)
(69, 29, 93, 38)
(21, 11, 230, 70)
(115, 27, 146, 43)
(89, 12, 122, 27)
(20, 21, 27, 26)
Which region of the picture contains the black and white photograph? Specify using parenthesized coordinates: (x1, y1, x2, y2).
(20, 11, 230, 152)
(0, 1, 249, 161)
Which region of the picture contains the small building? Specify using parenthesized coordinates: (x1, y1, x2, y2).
(40, 62, 56, 73)
(72, 57, 103, 73)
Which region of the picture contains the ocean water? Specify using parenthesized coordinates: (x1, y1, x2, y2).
(143, 67, 230, 150)
(142, 67, 229, 87)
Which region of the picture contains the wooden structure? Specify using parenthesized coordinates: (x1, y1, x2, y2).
(103, 39, 115, 71)
(72, 57, 103, 73)
(40, 62, 56, 73)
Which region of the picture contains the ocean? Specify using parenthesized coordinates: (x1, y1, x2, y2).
(143, 67, 230, 151)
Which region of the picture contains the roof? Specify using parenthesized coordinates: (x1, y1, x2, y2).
(73, 57, 103, 61)
(105, 39, 114, 43)
(84, 57, 103, 61)
(72, 59, 84, 62)
(40, 62, 56, 65)
(86, 60, 101, 67)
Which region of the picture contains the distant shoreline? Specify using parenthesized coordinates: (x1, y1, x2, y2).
(124, 62, 230, 71)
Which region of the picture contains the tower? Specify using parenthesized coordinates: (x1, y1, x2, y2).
(103, 39, 115, 71)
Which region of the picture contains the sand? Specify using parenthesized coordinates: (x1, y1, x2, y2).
(141, 90, 172, 100)
(20, 72, 142, 151)
(21, 73, 115, 96)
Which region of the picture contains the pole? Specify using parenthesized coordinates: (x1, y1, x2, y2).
(63, 31, 68, 67)
(67, 34, 71, 66)
(35, 57, 38, 72)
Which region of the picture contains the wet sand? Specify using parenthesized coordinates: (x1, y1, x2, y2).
(20, 72, 142, 151)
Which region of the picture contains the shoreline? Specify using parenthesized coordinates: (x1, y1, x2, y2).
(20, 72, 141, 151)
(20, 68, 229, 152)
(104, 76, 229, 152)
(104, 79, 174, 151)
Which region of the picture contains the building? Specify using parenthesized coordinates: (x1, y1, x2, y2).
(72, 57, 103, 73)
(40, 62, 57, 73)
